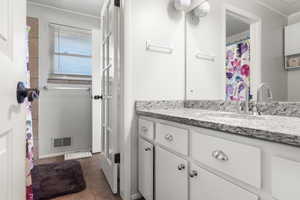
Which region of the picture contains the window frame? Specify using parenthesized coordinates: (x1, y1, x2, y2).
(49, 23, 93, 79)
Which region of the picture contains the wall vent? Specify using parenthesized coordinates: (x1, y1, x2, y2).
(53, 137, 72, 148)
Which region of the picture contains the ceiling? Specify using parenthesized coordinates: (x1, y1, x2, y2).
(226, 14, 250, 37)
(28, 0, 104, 17)
(28, 0, 300, 18)
(257, 0, 300, 16)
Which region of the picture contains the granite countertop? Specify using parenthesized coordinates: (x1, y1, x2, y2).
(136, 108, 300, 147)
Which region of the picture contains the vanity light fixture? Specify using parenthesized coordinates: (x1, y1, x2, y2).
(192, 0, 210, 18)
(174, 0, 192, 11)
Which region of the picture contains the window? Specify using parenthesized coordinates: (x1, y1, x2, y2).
(50, 24, 92, 76)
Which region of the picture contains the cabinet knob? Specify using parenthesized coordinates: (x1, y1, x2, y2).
(164, 134, 174, 142)
(141, 126, 148, 133)
(189, 170, 198, 178)
(145, 147, 152, 152)
(212, 150, 229, 161)
(177, 164, 186, 171)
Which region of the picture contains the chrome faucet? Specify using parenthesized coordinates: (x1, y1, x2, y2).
(257, 83, 273, 103)
(253, 83, 273, 116)
(236, 82, 250, 114)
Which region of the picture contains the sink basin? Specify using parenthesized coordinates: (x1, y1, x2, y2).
(200, 112, 264, 120)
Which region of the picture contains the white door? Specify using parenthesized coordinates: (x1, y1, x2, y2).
(138, 138, 154, 200)
(190, 164, 258, 200)
(155, 147, 188, 200)
(92, 29, 102, 153)
(0, 0, 27, 200)
(100, 0, 121, 194)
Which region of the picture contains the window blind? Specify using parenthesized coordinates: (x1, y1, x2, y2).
(50, 23, 92, 76)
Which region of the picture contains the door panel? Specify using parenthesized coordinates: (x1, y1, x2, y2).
(138, 138, 153, 200)
(0, 129, 12, 200)
(92, 29, 102, 153)
(100, 0, 120, 194)
(0, 0, 26, 199)
(190, 164, 258, 200)
(156, 147, 188, 200)
(0, 0, 11, 57)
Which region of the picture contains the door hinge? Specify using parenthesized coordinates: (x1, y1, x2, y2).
(114, 0, 120, 7)
(114, 153, 120, 164)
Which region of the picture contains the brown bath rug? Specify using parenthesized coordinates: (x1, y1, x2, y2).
(32, 160, 86, 200)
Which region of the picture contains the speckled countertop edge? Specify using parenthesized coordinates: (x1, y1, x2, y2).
(136, 108, 300, 148)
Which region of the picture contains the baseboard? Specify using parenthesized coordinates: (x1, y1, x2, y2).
(39, 152, 65, 159)
(131, 193, 142, 200)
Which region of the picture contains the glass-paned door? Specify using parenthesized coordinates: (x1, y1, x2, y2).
(100, 0, 120, 194)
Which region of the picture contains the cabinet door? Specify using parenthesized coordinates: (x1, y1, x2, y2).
(272, 156, 300, 200)
(138, 138, 154, 200)
(156, 147, 188, 200)
(285, 23, 300, 55)
(190, 164, 258, 200)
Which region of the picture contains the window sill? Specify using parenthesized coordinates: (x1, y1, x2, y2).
(48, 74, 92, 85)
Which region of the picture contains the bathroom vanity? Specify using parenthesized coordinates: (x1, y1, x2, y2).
(136, 101, 300, 200)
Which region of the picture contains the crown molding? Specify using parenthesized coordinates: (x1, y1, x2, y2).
(27, 1, 101, 20)
(289, 10, 300, 18)
(256, 0, 288, 18)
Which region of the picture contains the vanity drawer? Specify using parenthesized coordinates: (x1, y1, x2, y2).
(156, 123, 188, 155)
(191, 130, 261, 188)
(139, 119, 154, 140)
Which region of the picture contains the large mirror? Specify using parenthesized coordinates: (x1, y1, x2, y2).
(185, 1, 293, 102)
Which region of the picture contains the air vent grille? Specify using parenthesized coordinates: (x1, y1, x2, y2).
(53, 137, 72, 148)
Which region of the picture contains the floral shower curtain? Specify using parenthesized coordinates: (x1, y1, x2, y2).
(26, 27, 34, 200)
(226, 39, 251, 101)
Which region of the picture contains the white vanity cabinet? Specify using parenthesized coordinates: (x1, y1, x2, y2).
(138, 138, 154, 200)
(138, 116, 300, 200)
(155, 147, 188, 200)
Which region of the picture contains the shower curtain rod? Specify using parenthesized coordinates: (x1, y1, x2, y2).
(226, 36, 250, 47)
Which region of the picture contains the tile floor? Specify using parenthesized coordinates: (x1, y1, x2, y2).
(36, 154, 122, 200)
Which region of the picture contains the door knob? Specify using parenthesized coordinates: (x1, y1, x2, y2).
(145, 147, 152, 152)
(17, 82, 40, 104)
(189, 170, 198, 178)
(177, 164, 186, 171)
(94, 95, 103, 100)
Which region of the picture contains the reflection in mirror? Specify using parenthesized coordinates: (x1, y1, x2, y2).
(225, 12, 251, 102)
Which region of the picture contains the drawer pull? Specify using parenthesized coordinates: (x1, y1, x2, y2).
(177, 164, 186, 171)
(189, 170, 198, 178)
(145, 147, 152, 152)
(164, 134, 174, 142)
(212, 150, 229, 161)
(141, 126, 148, 133)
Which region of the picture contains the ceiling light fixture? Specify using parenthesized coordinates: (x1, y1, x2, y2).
(192, 0, 210, 18)
(174, 0, 192, 11)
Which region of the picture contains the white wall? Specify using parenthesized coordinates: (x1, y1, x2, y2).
(122, 0, 288, 199)
(27, 3, 100, 157)
(288, 13, 300, 101)
(121, 0, 185, 199)
(186, 0, 287, 101)
(39, 87, 92, 157)
(131, 1, 185, 100)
